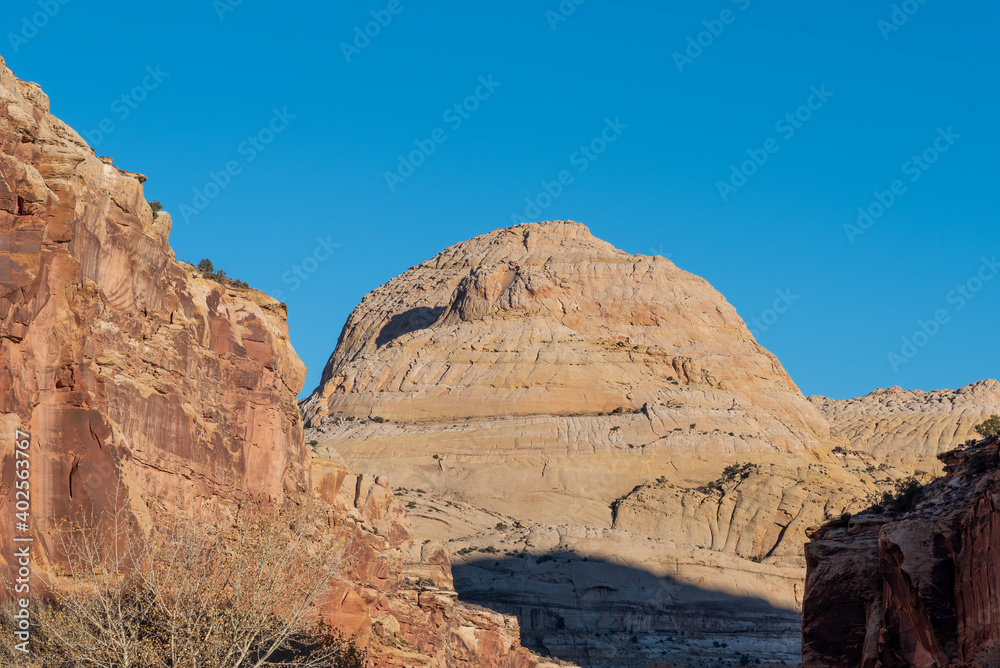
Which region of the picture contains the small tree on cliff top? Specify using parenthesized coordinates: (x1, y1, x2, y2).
(975, 416, 1000, 439)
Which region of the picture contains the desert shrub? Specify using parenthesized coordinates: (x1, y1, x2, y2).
(195, 258, 250, 289)
(495, 522, 508, 531)
(149, 200, 163, 219)
(1, 488, 363, 668)
(976, 416, 1000, 439)
(370, 416, 386, 424)
(406, 501, 417, 509)
(721, 463, 758, 482)
(881, 476, 925, 512)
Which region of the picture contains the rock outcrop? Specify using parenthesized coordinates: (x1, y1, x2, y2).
(809, 380, 1000, 473)
(304, 221, 873, 665)
(802, 435, 1000, 667)
(0, 56, 542, 668)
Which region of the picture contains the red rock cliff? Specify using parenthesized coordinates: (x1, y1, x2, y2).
(802, 435, 1000, 667)
(0, 54, 309, 576)
(0, 56, 542, 667)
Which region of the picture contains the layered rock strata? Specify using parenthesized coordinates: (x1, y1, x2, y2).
(304, 221, 872, 665)
(810, 380, 1000, 473)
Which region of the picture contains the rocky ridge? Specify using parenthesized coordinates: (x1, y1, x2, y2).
(0, 55, 543, 667)
(810, 380, 1000, 473)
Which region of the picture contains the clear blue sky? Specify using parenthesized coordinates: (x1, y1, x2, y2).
(5, 0, 997, 400)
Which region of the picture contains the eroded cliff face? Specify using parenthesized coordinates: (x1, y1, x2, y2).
(803, 436, 1000, 667)
(0, 57, 542, 668)
(0, 54, 309, 576)
(304, 221, 872, 665)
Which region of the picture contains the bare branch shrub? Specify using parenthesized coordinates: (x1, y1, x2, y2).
(2, 485, 365, 668)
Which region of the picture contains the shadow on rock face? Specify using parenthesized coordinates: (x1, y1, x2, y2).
(453, 552, 800, 668)
(375, 306, 447, 347)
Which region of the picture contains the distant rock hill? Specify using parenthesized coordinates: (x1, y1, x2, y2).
(809, 380, 1000, 472)
(304, 221, 877, 666)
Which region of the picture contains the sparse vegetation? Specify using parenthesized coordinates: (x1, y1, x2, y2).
(370, 415, 387, 423)
(0, 488, 364, 668)
(975, 416, 1000, 438)
(195, 258, 250, 289)
(881, 476, 925, 511)
(721, 462, 759, 482)
(495, 522, 509, 531)
(149, 200, 163, 219)
(406, 501, 417, 509)
(308, 439, 319, 446)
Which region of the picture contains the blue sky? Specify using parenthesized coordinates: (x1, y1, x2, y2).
(5, 0, 998, 400)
